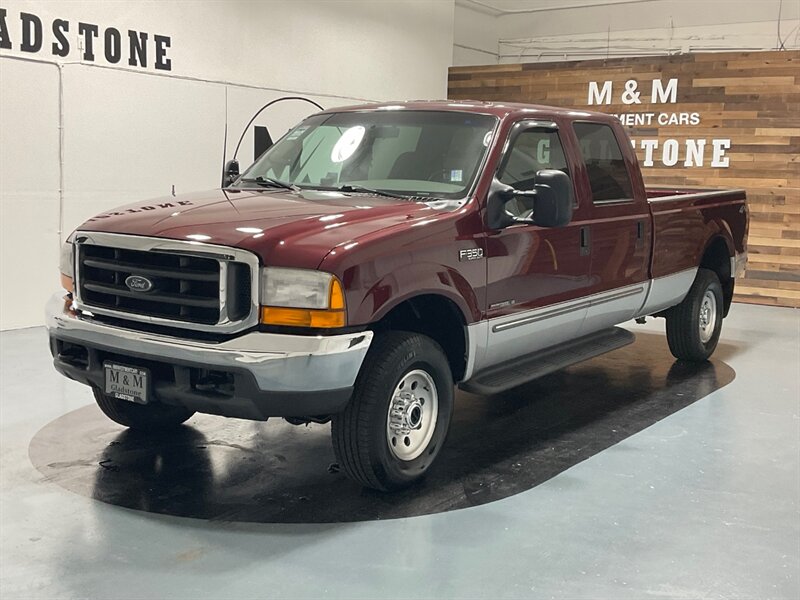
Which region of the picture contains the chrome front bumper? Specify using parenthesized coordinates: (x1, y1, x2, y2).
(46, 294, 372, 418)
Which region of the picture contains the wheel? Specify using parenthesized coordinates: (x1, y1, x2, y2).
(331, 331, 454, 491)
(92, 388, 194, 431)
(665, 268, 724, 362)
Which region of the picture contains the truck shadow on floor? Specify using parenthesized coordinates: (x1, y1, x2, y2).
(29, 332, 735, 523)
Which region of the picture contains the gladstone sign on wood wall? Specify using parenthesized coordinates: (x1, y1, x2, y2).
(448, 50, 800, 308)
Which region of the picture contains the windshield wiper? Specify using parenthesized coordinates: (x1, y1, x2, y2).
(239, 176, 301, 192)
(336, 184, 414, 200)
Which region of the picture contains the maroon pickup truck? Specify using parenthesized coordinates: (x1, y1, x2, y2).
(47, 101, 748, 490)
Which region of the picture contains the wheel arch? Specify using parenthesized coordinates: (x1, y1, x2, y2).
(700, 235, 734, 316)
(371, 293, 469, 382)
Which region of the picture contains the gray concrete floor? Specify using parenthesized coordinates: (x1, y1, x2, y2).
(1, 303, 798, 600)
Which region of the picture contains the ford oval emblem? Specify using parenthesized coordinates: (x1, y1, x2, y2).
(125, 275, 154, 293)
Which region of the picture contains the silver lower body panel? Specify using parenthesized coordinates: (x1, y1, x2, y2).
(463, 269, 698, 383)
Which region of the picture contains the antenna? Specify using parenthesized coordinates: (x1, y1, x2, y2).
(221, 96, 324, 188)
(232, 96, 325, 162)
(221, 87, 229, 187)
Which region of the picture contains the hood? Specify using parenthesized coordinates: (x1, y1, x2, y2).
(78, 188, 444, 269)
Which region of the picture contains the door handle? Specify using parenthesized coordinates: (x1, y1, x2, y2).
(580, 226, 591, 256)
(636, 220, 645, 247)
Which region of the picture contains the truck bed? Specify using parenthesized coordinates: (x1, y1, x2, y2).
(646, 186, 748, 280)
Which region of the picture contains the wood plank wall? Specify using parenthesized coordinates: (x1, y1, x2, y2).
(448, 50, 800, 308)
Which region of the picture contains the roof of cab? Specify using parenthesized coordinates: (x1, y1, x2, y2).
(318, 100, 617, 123)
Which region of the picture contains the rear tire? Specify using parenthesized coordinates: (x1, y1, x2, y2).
(665, 268, 724, 362)
(331, 331, 454, 491)
(92, 388, 194, 431)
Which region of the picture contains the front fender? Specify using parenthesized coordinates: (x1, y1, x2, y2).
(351, 262, 481, 326)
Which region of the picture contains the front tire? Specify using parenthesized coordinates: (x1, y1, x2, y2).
(665, 268, 724, 362)
(331, 331, 454, 491)
(92, 388, 194, 431)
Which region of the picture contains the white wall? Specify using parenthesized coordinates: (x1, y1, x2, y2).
(453, 2, 499, 66)
(0, 0, 455, 329)
(453, 0, 800, 65)
(0, 59, 61, 331)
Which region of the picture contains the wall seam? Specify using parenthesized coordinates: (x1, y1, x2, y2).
(0, 54, 377, 103)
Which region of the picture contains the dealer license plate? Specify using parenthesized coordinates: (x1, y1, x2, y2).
(104, 362, 149, 404)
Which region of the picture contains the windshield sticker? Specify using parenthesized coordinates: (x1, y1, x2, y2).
(450, 169, 463, 183)
(286, 126, 309, 141)
(483, 131, 493, 147)
(331, 126, 366, 163)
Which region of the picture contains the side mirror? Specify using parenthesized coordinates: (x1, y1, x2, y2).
(530, 169, 573, 228)
(486, 169, 574, 230)
(222, 159, 240, 188)
(486, 178, 517, 230)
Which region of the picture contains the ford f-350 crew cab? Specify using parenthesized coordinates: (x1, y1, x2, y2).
(47, 101, 748, 491)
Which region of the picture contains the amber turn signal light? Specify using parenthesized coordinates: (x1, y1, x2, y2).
(61, 273, 74, 293)
(260, 306, 346, 328)
(328, 277, 345, 310)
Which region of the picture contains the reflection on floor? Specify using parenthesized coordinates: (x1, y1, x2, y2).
(1, 303, 798, 600)
(30, 333, 734, 523)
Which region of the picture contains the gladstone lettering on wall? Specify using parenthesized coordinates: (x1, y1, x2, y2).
(0, 7, 172, 70)
(587, 78, 730, 168)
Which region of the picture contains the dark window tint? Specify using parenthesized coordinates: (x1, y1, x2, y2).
(573, 123, 634, 202)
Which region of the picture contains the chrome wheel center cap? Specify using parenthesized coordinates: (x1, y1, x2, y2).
(389, 392, 423, 435)
(698, 290, 717, 343)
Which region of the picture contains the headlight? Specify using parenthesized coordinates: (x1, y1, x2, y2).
(59, 234, 76, 292)
(59, 237, 74, 278)
(260, 267, 346, 328)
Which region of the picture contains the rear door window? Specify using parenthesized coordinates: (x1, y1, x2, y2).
(572, 122, 634, 203)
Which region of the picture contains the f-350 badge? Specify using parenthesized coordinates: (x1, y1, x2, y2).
(458, 248, 484, 262)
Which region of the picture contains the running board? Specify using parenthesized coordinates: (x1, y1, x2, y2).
(460, 327, 635, 396)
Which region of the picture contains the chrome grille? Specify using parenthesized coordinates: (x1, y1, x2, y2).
(79, 245, 223, 324)
(73, 232, 260, 333)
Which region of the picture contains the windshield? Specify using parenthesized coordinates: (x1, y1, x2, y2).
(236, 110, 498, 200)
